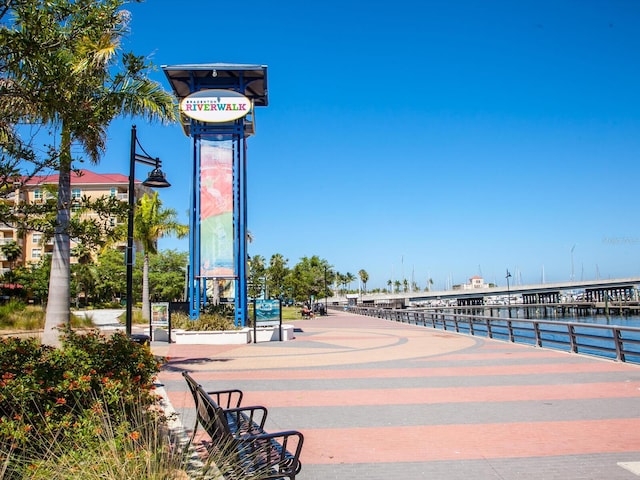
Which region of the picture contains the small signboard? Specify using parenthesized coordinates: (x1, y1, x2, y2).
(151, 302, 169, 327)
(253, 299, 282, 343)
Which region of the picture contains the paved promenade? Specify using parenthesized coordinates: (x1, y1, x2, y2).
(154, 309, 640, 480)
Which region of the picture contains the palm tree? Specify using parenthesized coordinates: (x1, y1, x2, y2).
(345, 272, 356, 293)
(134, 192, 188, 322)
(358, 269, 369, 294)
(1, 1, 176, 345)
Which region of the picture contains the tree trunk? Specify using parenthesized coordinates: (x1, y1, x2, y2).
(42, 126, 72, 347)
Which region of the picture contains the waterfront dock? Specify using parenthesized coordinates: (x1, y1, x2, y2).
(154, 309, 640, 480)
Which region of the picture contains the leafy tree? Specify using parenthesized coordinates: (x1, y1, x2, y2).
(247, 254, 266, 299)
(0, 240, 22, 283)
(287, 256, 333, 304)
(147, 249, 187, 302)
(387, 279, 392, 293)
(267, 253, 289, 300)
(358, 269, 369, 294)
(12, 255, 51, 303)
(70, 243, 96, 307)
(132, 192, 188, 321)
(1, 0, 176, 346)
(94, 248, 128, 304)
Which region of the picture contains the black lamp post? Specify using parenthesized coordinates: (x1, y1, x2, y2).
(324, 266, 328, 316)
(125, 125, 171, 337)
(506, 269, 512, 318)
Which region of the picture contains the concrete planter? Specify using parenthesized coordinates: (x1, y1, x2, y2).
(172, 328, 251, 345)
(252, 324, 295, 343)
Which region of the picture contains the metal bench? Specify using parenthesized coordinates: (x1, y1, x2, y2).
(182, 371, 304, 480)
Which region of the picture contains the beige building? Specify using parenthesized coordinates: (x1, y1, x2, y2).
(462, 275, 487, 290)
(1, 169, 149, 272)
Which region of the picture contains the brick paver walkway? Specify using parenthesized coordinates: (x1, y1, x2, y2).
(153, 310, 640, 479)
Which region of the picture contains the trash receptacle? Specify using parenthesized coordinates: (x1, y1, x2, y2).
(130, 334, 150, 346)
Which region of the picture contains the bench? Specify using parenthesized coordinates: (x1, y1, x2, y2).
(182, 371, 304, 480)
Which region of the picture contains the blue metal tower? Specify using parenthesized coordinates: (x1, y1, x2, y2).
(163, 64, 268, 326)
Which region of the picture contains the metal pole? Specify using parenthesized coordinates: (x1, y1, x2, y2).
(506, 269, 512, 319)
(324, 266, 328, 315)
(125, 126, 137, 337)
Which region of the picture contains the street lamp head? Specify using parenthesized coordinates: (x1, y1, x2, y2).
(142, 167, 171, 188)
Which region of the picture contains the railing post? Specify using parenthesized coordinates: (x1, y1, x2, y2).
(533, 322, 542, 347)
(507, 320, 514, 342)
(568, 324, 577, 353)
(613, 328, 625, 362)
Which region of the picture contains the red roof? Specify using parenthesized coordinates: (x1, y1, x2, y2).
(23, 169, 132, 186)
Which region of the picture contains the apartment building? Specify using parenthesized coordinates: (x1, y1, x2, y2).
(1, 169, 150, 271)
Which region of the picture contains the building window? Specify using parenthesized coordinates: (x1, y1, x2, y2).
(110, 187, 117, 197)
(31, 248, 42, 260)
(34, 189, 42, 201)
(71, 188, 82, 212)
(32, 233, 42, 245)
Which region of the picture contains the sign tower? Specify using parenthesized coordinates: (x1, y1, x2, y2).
(163, 63, 268, 326)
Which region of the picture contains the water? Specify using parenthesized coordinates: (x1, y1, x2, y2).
(415, 308, 640, 364)
(493, 308, 640, 328)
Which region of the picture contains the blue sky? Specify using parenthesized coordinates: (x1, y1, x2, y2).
(94, 0, 640, 291)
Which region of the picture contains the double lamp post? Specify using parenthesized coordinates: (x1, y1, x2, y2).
(125, 125, 171, 337)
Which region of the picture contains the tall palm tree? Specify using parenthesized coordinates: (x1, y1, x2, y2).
(358, 269, 369, 294)
(134, 192, 188, 321)
(1, 0, 176, 345)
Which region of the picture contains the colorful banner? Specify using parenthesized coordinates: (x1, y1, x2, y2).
(200, 137, 234, 277)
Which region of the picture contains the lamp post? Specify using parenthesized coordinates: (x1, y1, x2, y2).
(125, 125, 171, 337)
(324, 266, 328, 316)
(505, 269, 512, 318)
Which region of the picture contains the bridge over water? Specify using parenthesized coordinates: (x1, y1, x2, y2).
(329, 276, 640, 309)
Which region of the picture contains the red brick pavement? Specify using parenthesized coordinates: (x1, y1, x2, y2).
(155, 310, 640, 480)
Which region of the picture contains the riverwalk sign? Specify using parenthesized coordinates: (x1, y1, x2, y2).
(163, 63, 268, 327)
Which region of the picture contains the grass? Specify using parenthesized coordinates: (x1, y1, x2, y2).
(0, 300, 93, 331)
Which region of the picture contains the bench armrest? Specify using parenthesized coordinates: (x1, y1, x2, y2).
(225, 405, 268, 431)
(205, 389, 243, 409)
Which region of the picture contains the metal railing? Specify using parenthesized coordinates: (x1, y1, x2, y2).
(345, 306, 640, 364)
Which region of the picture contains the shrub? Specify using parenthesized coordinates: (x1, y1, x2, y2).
(171, 312, 238, 331)
(0, 328, 163, 477)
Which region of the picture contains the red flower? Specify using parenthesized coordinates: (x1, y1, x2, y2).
(55, 397, 66, 405)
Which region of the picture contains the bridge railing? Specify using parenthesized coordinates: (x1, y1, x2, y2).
(345, 306, 640, 364)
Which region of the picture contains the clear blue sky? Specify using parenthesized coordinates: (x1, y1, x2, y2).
(94, 0, 640, 291)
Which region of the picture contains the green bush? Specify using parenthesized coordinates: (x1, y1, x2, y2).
(0, 329, 163, 478)
(171, 312, 238, 331)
